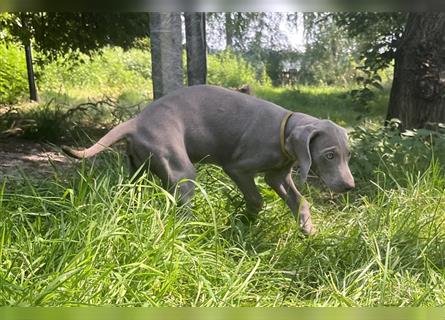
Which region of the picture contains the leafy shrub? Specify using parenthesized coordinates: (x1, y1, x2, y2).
(350, 120, 445, 185)
(0, 41, 28, 104)
(207, 50, 270, 88)
(21, 101, 67, 142)
(39, 47, 267, 101)
(38, 46, 152, 98)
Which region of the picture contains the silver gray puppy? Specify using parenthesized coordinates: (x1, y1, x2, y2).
(63, 85, 355, 235)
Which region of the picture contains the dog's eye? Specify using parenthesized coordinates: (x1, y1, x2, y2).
(325, 152, 335, 160)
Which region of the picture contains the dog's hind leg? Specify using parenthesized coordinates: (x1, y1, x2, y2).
(223, 167, 263, 221)
(150, 150, 197, 206)
(127, 142, 149, 182)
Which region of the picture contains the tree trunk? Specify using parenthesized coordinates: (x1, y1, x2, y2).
(225, 12, 234, 49)
(387, 13, 445, 129)
(19, 12, 38, 102)
(149, 12, 183, 100)
(24, 41, 38, 102)
(184, 12, 207, 86)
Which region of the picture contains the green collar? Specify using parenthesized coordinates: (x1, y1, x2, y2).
(280, 112, 294, 159)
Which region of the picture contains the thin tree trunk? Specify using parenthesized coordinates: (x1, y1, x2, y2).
(225, 12, 234, 49)
(24, 41, 38, 101)
(19, 13, 38, 102)
(149, 12, 183, 100)
(387, 13, 445, 129)
(185, 12, 207, 86)
(20, 10, 38, 103)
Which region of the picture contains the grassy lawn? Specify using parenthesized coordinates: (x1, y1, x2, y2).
(2, 78, 445, 305)
(2, 141, 445, 306)
(255, 85, 388, 127)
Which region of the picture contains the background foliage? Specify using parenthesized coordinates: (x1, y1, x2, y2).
(207, 49, 270, 88)
(0, 41, 27, 104)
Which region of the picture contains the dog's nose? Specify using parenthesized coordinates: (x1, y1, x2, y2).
(342, 168, 355, 192)
(344, 181, 355, 191)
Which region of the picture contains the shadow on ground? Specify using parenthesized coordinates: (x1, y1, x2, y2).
(0, 137, 71, 180)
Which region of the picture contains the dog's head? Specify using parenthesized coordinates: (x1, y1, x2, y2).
(287, 120, 355, 193)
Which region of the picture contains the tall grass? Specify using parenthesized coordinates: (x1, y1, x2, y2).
(2, 43, 445, 306)
(1, 145, 445, 306)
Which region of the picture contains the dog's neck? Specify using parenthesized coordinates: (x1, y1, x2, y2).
(280, 112, 294, 159)
(283, 112, 320, 160)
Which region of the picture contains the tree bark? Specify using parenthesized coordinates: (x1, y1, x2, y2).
(149, 12, 183, 100)
(24, 40, 38, 102)
(225, 12, 234, 49)
(184, 12, 207, 86)
(387, 13, 445, 129)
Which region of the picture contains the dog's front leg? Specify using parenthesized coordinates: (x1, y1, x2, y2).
(265, 169, 315, 236)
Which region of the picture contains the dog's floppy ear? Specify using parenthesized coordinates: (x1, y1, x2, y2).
(287, 124, 318, 184)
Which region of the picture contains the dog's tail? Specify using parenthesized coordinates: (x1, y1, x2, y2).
(62, 118, 136, 159)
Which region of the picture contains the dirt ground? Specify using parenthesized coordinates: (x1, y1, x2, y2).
(0, 137, 72, 180)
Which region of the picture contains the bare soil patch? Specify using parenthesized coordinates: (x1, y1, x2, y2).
(0, 137, 72, 180)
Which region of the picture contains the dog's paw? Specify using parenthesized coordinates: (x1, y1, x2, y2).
(301, 224, 317, 237)
(239, 212, 258, 225)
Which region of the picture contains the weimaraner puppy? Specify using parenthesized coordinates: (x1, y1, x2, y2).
(63, 85, 355, 235)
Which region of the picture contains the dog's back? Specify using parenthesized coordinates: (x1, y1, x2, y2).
(134, 85, 289, 164)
